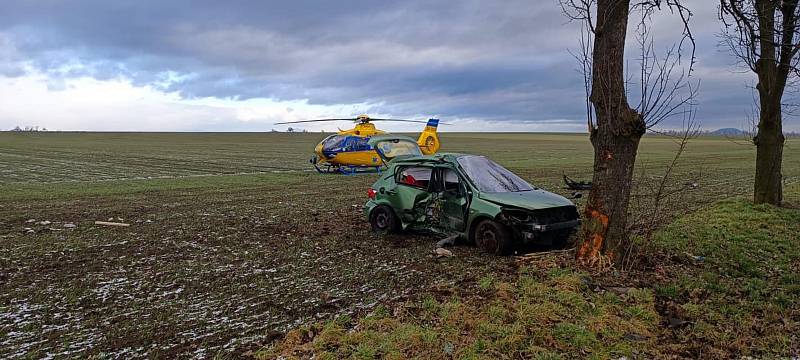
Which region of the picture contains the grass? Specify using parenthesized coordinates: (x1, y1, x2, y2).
(261, 267, 662, 359)
(1, 131, 798, 358)
(651, 187, 800, 357)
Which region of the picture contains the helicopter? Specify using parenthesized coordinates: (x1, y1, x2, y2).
(274, 115, 444, 174)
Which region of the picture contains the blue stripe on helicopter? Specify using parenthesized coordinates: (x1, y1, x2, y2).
(426, 118, 439, 127)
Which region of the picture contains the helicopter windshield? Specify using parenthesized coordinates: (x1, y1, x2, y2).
(457, 155, 534, 193)
(322, 135, 347, 151)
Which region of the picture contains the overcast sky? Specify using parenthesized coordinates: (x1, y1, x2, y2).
(0, 0, 792, 132)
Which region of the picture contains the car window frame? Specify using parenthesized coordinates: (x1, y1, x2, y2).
(394, 165, 434, 191)
(433, 166, 467, 196)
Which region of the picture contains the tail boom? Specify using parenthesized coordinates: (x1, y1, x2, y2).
(417, 118, 440, 155)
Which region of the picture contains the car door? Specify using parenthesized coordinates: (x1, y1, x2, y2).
(435, 167, 469, 232)
(387, 165, 433, 223)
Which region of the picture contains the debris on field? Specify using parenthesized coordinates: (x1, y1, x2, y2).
(23, 228, 34, 234)
(668, 315, 691, 328)
(37, 220, 51, 226)
(624, 333, 647, 341)
(606, 286, 632, 295)
(95, 221, 131, 227)
(435, 234, 458, 248)
(563, 173, 592, 190)
(26, 219, 35, 223)
(63, 223, 77, 229)
(433, 247, 453, 257)
(685, 252, 705, 263)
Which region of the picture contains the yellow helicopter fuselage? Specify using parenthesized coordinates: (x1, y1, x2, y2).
(313, 120, 441, 169)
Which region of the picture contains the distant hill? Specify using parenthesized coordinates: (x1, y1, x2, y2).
(710, 128, 747, 136)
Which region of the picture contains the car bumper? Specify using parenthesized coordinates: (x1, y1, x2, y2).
(527, 219, 581, 232)
(518, 219, 581, 242)
(363, 200, 378, 218)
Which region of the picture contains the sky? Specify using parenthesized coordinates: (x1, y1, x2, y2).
(0, 0, 792, 132)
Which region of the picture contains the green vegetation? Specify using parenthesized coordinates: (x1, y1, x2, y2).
(262, 267, 661, 359)
(651, 194, 800, 356)
(1, 132, 798, 357)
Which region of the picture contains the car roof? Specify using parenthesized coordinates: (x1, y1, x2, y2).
(390, 152, 477, 165)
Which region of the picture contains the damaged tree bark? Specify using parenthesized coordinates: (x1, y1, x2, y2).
(577, 0, 645, 265)
(562, 0, 695, 266)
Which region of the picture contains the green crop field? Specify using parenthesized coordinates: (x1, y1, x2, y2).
(1, 132, 798, 358)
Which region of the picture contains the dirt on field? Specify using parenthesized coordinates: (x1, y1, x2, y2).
(0, 183, 516, 358)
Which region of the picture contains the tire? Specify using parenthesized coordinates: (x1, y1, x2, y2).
(369, 205, 400, 233)
(473, 219, 513, 255)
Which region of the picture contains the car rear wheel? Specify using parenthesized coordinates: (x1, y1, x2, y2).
(369, 205, 399, 233)
(473, 219, 512, 255)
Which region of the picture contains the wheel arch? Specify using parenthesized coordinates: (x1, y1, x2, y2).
(368, 203, 404, 231)
(467, 215, 495, 244)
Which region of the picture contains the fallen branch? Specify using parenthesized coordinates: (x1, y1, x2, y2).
(514, 247, 576, 261)
(94, 221, 130, 227)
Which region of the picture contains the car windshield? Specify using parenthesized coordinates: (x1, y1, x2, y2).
(457, 155, 534, 193)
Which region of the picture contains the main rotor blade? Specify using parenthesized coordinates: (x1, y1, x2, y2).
(274, 118, 451, 125)
(273, 118, 357, 125)
(370, 119, 451, 125)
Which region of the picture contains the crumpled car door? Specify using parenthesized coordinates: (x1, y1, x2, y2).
(387, 166, 433, 224)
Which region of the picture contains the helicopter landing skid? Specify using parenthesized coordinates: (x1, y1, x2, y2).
(314, 163, 383, 175)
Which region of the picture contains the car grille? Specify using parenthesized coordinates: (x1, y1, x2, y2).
(531, 205, 579, 224)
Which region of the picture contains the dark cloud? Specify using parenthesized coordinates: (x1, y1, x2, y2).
(0, 0, 783, 129)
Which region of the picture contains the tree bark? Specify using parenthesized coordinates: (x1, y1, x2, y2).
(576, 0, 646, 265)
(751, 0, 787, 205)
(754, 94, 785, 204)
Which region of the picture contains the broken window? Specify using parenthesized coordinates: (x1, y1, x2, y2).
(396, 166, 432, 190)
(443, 168, 462, 193)
(457, 155, 534, 193)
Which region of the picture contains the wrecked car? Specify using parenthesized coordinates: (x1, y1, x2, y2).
(364, 136, 581, 254)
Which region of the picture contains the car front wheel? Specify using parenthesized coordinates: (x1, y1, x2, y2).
(473, 219, 512, 255)
(369, 205, 399, 233)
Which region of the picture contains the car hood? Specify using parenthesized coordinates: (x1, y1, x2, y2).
(479, 190, 574, 210)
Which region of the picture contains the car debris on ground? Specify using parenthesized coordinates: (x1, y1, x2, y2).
(433, 247, 453, 258)
(563, 173, 592, 190)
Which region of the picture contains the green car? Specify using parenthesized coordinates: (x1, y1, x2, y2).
(364, 135, 581, 254)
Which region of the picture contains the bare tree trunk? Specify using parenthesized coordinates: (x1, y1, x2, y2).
(719, 0, 796, 206)
(754, 95, 785, 204)
(576, 0, 647, 265)
(753, 1, 785, 205)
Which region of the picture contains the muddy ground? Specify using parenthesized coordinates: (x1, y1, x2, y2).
(0, 177, 518, 358)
